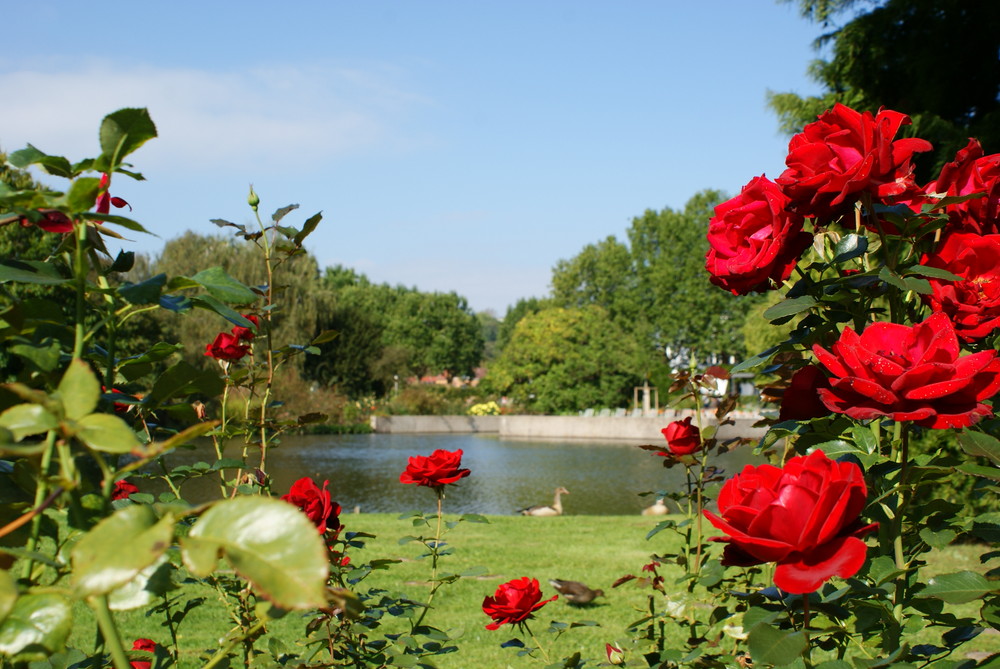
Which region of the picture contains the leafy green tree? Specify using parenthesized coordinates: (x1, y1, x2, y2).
(771, 0, 1000, 178)
(381, 290, 483, 379)
(496, 296, 550, 353)
(483, 305, 644, 414)
(478, 309, 501, 361)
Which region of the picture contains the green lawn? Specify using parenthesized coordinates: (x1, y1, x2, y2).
(66, 512, 997, 668)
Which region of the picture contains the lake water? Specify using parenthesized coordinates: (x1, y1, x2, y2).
(157, 433, 760, 516)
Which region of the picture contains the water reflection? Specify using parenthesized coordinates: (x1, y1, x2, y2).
(156, 433, 760, 516)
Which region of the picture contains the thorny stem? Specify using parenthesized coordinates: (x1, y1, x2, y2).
(93, 596, 130, 669)
(522, 621, 551, 663)
(413, 490, 445, 630)
(200, 619, 267, 669)
(251, 206, 276, 477)
(893, 424, 911, 610)
(21, 431, 57, 582)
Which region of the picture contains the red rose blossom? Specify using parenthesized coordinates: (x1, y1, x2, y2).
(657, 416, 701, 456)
(130, 638, 156, 669)
(112, 479, 139, 501)
(812, 312, 1000, 428)
(482, 577, 557, 630)
(778, 366, 832, 421)
(925, 138, 1000, 235)
(96, 172, 131, 217)
(281, 477, 341, 535)
(705, 175, 811, 295)
(16, 210, 74, 233)
(776, 103, 932, 219)
(399, 448, 471, 488)
(704, 450, 875, 594)
(922, 232, 1000, 342)
(231, 314, 260, 341)
(204, 331, 250, 361)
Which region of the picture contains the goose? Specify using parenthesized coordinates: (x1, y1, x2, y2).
(548, 579, 604, 605)
(641, 497, 669, 516)
(518, 486, 569, 516)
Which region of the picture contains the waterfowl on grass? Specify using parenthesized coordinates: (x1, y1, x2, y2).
(518, 486, 569, 516)
(548, 579, 604, 605)
(641, 497, 668, 516)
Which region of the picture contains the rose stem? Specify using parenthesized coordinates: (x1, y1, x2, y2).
(413, 488, 445, 630)
(523, 622, 551, 663)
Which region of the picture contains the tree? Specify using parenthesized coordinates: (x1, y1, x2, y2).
(381, 291, 483, 379)
(495, 296, 550, 353)
(483, 305, 644, 414)
(771, 0, 1000, 178)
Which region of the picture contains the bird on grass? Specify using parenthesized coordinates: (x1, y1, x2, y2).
(548, 579, 604, 605)
(518, 486, 569, 516)
(641, 497, 668, 516)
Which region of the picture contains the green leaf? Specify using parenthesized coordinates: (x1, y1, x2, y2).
(0, 405, 58, 441)
(107, 556, 173, 611)
(98, 108, 157, 162)
(832, 234, 868, 263)
(190, 293, 254, 326)
(982, 596, 1000, 631)
(917, 571, 992, 604)
(8, 144, 74, 178)
(146, 360, 224, 407)
(958, 430, 1000, 466)
(71, 505, 174, 597)
(0, 260, 69, 286)
(0, 570, 15, 625)
(310, 329, 339, 346)
(271, 204, 299, 224)
(293, 211, 322, 246)
(879, 266, 908, 291)
(181, 497, 329, 609)
(902, 277, 932, 294)
(190, 267, 257, 304)
(75, 414, 141, 453)
(10, 341, 61, 373)
(747, 622, 807, 667)
(763, 296, 817, 321)
(63, 177, 100, 211)
(906, 265, 964, 282)
(0, 593, 73, 661)
(118, 273, 167, 305)
(57, 359, 99, 421)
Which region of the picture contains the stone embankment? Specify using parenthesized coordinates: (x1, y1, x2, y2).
(370, 410, 766, 442)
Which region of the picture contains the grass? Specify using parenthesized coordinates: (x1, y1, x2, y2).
(63, 512, 998, 668)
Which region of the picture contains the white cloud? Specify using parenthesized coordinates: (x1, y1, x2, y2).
(0, 60, 425, 169)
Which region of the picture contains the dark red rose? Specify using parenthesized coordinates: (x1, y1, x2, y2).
(16, 210, 74, 233)
(102, 386, 132, 414)
(231, 314, 260, 341)
(399, 448, 471, 488)
(130, 638, 156, 669)
(776, 103, 932, 219)
(703, 450, 875, 594)
(778, 366, 832, 421)
(922, 232, 1000, 342)
(657, 417, 701, 456)
(96, 173, 131, 217)
(281, 477, 341, 535)
(925, 138, 1000, 235)
(706, 175, 811, 295)
(482, 577, 557, 630)
(112, 479, 139, 501)
(204, 331, 250, 361)
(812, 312, 1000, 428)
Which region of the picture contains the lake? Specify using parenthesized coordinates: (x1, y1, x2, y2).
(156, 433, 761, 516)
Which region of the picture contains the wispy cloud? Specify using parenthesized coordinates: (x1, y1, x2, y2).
(0, 60, 427, 169)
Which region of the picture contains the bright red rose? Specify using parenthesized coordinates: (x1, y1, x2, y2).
(281, 477, 341, 535)
(657, 416, 701, 456)
(704, 450, 875, 594)
(231, 314, 260, 341)
(112, 479, 139, 501)
(925, 138, 1000, 235)
(706, 175, 811, 296)
(130, 638, 156, 669)
(16, 210, 74, 233)
(399, 448, 471, 488)
(776, 103, 932, 219)
(922, 232, 1000, 342)
(96, 172, 131, 216)
(778, 366, 832, 422)
(204, 331, 250, 361)
(482, 577, 557, 630)
(812, 312, 1000, 428)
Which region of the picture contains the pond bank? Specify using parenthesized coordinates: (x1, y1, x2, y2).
(370, 411, 766, 442)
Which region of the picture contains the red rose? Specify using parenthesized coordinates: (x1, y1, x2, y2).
(96, 172, 131, 217)
(926, 138, 1000, 235)
(112, 479, 139, 501)
(778, 366, 832, 421)
(231, 314, 260, 341)
(704, 450, 875, 594)
(130, 638, 156, 669)
(705, 175, 811, 295)
(922, 232, 1000, 342)
(776, 103, 932, 219)
(16, 210, 74, 233)
(399, 448, 471, 488)
(812, 312, 1000, 428)
(482, 577, 557, 630)
(281, 477, 341, 535)
(204, 331, 250, 361)
(657, 416, 701, 456)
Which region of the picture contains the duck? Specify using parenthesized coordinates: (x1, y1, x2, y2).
(548, 579, 604, 605)
(518, 486, 569, 516)
(641, 497, 669, 516)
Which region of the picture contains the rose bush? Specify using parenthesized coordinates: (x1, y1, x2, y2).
(657, 416, 701, 456)
(399, 448, 471, 488)
(812, 311, 1000, 428)
(703, 450, 874, 594)
(921, 232, 1000, 342)
(482, 577, 558, 630)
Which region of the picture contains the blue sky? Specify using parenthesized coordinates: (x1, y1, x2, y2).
(1, 1, 827, 314)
